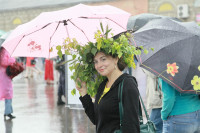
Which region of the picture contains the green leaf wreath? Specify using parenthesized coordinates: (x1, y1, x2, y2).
(55, 23, 148, 97)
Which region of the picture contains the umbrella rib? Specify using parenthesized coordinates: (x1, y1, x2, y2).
(48, 21, 61, 58)
(105, 17, 126, 30)
(10, 23, 52, 57)
(67, 19, 90, 42)
(79, 17, 126, 30)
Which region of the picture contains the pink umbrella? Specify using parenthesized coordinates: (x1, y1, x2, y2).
(2, 4, 131, 58)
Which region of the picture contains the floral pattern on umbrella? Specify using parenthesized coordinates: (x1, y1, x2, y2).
(27, 41, 41, 52)
(167, 63, 179, 77)
(191, 76, 200, 91)
(191, 65, 200, 91)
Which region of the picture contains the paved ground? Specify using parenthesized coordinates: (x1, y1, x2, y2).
(0, 60, 147, 133)
(0, 73, 95, 133)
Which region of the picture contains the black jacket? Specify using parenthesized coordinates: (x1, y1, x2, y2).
(80, 73, 140, 133)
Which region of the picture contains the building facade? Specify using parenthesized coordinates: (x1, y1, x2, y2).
(0, 0, 148, 31)
(148, 0, 200, 23)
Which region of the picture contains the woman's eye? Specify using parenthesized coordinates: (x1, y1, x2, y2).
(102, 58, 106, 61)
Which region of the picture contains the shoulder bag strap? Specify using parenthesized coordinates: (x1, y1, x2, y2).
(139, 93, 151, 121)
(118, 79, 124, 131)
(118, 78, 151, 130)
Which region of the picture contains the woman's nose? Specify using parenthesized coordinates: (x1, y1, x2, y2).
(95, 62, 102, 69)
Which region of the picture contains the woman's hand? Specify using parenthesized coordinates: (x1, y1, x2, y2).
(76, 79, 87, 97)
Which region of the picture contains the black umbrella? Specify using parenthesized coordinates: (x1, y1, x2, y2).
(127, 13, 181, 31)
(132, 18, 200, 94)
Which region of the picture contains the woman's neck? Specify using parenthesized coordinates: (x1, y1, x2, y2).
(106, 69, 123, 88)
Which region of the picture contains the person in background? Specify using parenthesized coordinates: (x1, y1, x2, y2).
(0, 47, 16, 119)
(76, 51, 140, 133)
(44, 58, 54, 84)
(143, 69, 163, 133)
(24, 57, 41, 78)
(55, 55, 66, 105)
(160, 78, 200, 133)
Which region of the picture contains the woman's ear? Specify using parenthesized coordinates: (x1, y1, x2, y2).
(114, 57, 119, 65)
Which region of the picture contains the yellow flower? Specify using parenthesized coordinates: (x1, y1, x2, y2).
(191, 75, 200, 91)
(167, 63, 179, 77)
(198, 65, 200, 71)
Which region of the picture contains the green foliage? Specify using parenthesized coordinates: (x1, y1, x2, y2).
(55, 23, 151, 97)
(71, 89, 76, 96)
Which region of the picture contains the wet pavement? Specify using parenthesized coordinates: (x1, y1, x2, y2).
(0, 73, 95, 133)
(0, 61, 147, 133)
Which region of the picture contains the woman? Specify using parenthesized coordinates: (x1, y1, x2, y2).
(25, 57, 36, 78)
(0, 47, 16, 119)
(160, 78, 200, 133)
(44, 58, 54, 84)
(76, 51, 140, 133)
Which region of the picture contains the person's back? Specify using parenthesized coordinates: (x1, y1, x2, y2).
(160, 78, 200, 133)
(143, 69, 163, 133)
(55, 55, 65, 105)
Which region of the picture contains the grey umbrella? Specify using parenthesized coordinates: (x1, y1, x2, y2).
(132, 18, 200, 94)
(127, 13, 181, 31)
(0, 31, 11, 47)
(0, 38, 5, 47)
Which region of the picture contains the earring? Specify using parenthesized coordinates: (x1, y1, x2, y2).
(115, 65, 117, 69)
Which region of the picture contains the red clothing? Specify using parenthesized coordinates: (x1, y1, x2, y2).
(45, 59, 54, 80)
(26, 57, 35, 67)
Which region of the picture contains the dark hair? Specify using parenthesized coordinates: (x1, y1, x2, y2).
(109, 53, 127, 71)
(112, 33, 128, 71)
(117, 57, 127, 71)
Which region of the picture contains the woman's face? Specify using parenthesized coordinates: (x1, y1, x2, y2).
(94, 52, 118, 77)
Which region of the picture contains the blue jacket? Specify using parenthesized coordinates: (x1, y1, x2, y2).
(160, 78, 200, 120)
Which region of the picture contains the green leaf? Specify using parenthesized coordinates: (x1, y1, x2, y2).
(139, 46, 144, 50)
(85, 64, 88, 69)
(56, 45, 62, 50)
(100, 22, 104, 33)
(144, 49, 149, 54)
(72, 55, 76, 60)
(91, 48, 97, 55)
(118, 51, 123, 58)
(69, 66, 74, 71)
(65, 50, 70, 55)
(57, 50, 62, 59)
(151, 48, 154, 51)
(105, 29, 112, 39)
(77, 81, 81, 88)
(71, 89, 76, 96)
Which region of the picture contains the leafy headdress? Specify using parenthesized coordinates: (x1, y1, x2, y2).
(56, 23, 147, 97)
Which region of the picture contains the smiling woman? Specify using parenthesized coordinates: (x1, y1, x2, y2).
(55, 23, 149, 133)
(74, 36, 140, 133)
(57, 24, 145, 97)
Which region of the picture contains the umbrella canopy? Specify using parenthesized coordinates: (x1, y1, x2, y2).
(127, 13, 181, 31)
(2, 4, 131, 58)
(132, 18, 200, 94)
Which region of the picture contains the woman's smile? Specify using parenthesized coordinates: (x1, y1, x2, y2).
(99, 69, 104, 72)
